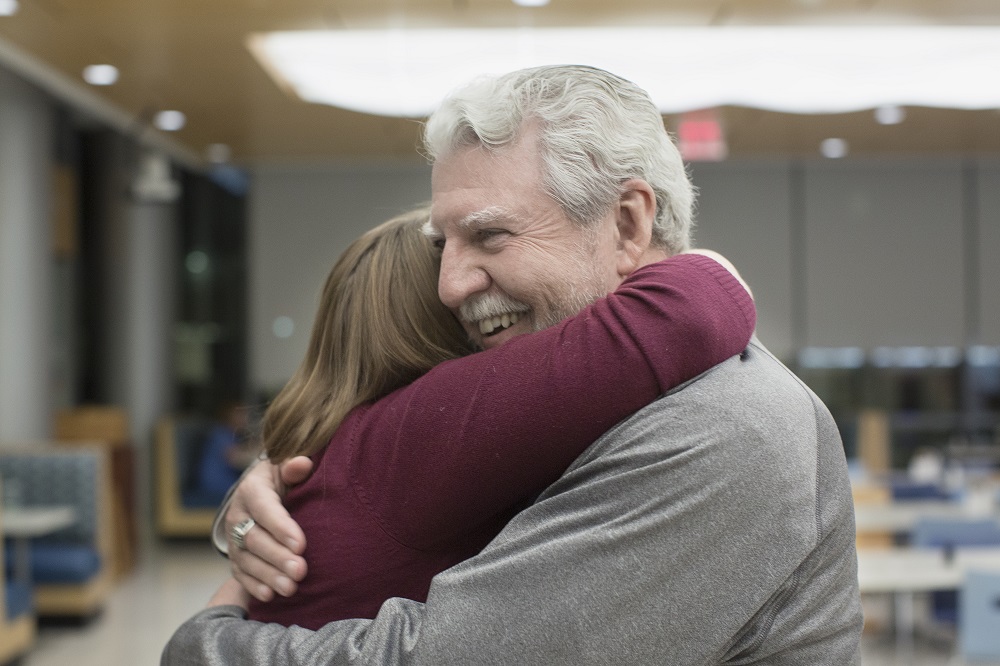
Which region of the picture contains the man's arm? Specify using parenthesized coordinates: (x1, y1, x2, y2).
(164, 598, 426, 665)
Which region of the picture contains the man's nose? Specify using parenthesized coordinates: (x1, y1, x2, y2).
(438, 244, 490, 310)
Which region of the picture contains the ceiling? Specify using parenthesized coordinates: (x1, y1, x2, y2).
(1, 0, 999, 167)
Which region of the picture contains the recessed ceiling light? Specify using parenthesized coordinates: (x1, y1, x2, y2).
(820, 138, 848, 159)
(874, 104, 906, 125)
(0, 0, 19, 16)
(154, 110, 186, 132)
(82, 64, 119, 86)
(513, 0, 549, 6)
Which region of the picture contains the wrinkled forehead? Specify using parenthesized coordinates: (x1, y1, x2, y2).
(427, 133, 564, 238)
(424, 206, 523, 238)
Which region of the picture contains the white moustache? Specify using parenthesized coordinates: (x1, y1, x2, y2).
(460, 293, 530, 336)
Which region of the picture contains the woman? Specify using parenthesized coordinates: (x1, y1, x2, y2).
(246, 207, 755, 628)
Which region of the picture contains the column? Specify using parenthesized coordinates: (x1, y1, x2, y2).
(0, 68, 54, 440)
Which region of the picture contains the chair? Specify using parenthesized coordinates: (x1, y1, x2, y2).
(0, 446, 114, 618)
(960, 570, 1000, 660)
(911, 518, 1000, 626)
(890, 479, 953, 501)
(154, 417, 218, 537)
(0, 478, 36, 664)
(912, 518, 1000, 549)
(54, 405, 137, 579)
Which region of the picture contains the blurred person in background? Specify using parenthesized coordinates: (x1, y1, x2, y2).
(195, 402, 258, 507)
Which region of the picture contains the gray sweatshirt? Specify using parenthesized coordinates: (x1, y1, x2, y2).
(163, 340, 863, 665)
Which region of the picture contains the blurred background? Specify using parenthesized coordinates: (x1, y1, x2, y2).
(0, 1, 998, 664)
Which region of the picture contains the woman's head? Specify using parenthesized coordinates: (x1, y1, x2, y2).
(263, 207, 474, 462)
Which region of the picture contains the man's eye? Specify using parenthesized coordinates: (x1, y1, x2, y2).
(478, 229, 508, 243)
(431, 237, 446, 250)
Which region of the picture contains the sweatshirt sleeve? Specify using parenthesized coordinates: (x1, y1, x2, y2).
(350, 253, 755, 548)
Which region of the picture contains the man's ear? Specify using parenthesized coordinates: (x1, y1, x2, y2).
(614, 179, 657, 277)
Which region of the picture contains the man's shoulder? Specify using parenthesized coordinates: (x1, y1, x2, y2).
(634, 339, 827, 436)
(666, 338, 813, 405)
(563, 338, 839, 480)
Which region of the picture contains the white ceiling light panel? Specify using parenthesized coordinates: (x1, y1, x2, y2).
(249, 26, 1000, 118)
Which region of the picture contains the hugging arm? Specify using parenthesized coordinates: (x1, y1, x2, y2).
(353, 253, 755, 548)
(212, 253, 754, 596)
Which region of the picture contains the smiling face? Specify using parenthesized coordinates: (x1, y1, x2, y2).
(428, 132, 624, 350)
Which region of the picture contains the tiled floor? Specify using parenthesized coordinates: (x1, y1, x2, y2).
(16, 540, 1000, 665)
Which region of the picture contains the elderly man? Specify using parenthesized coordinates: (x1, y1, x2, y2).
(164, 65, 862, 665)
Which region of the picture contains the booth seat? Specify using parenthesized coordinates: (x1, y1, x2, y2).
(155, 417, 219, 537)
(0, 480, 36, 664)
(4, 579, 32, 619)
(55, 405, 138, 579)
(0, 445, 114, 618)
(3, 542, 101, 583)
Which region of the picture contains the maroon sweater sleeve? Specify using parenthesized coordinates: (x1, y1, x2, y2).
(349, 253, 756, 549)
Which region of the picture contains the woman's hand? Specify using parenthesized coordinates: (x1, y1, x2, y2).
(225, 456, 314, 601)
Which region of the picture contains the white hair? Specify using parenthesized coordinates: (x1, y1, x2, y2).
(423, 65, 695, 253)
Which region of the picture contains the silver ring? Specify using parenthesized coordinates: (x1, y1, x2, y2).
(230, 517, 256, 551)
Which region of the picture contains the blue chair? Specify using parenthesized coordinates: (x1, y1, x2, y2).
(960, 570, 1000, 661)
(911, 518, 1000, 625)
(912, 518, 1000, 549)
(890, 479, 953, 501)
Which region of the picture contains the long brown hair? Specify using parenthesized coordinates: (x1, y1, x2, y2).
(262, 207, 474, 462)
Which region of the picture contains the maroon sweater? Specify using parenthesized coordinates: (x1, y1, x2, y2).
(248, 254, 756, 629)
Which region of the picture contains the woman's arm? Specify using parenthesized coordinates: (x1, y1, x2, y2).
(349, 253, 755, 548)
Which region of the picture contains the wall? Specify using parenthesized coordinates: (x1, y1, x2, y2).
(248, 157, 1000, 391)
(977, 159, 1000, 345)
(688, 160, 795, 357)
(694, 158, 999, 357)
(249, 161, 433, 392)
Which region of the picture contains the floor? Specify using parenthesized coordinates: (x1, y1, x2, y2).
(14, 540, 1000, 665)
(20, 540, 230, 666)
